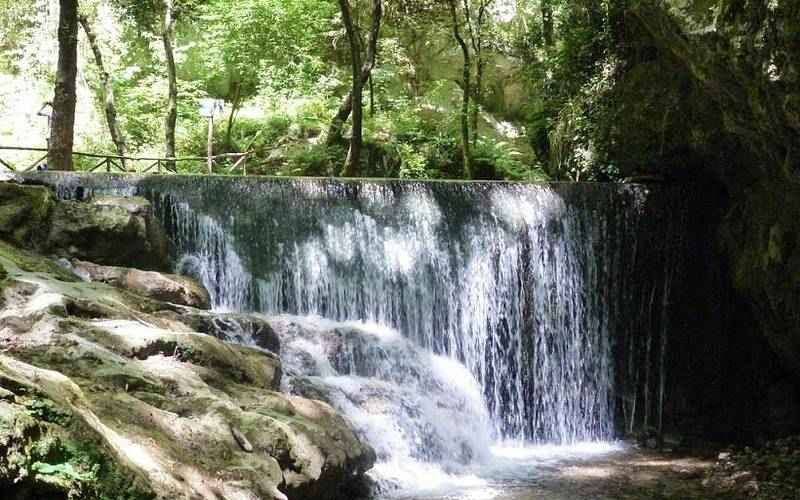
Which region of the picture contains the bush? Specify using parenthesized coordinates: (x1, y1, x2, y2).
(286, 144, 344, 177)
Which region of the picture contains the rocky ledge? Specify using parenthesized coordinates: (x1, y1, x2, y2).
(0, 179, 374, 500)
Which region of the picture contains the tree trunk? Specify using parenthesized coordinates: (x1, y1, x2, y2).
(471, 52, 485, 147)
(542, 0, 554, 49)
(49, 0, 79, 171)
(338, 0, 363, 176)
(469, 1, 491, 147)
(162, 0, 177, 169)
(327, 0, 383, 154)
(79, 15, 127, 169)
(449, 0, 472, 179)
(225, 80, 242, 151)
(338, 0, 383, 177)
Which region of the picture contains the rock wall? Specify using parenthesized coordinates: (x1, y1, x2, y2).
(616, 2, 800, 441)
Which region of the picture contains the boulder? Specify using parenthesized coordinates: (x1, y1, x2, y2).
(171, 310, 281, 354)
(71, 259, 211, 309)
(0, 242, 374, 500)
(0, 182, 54, 247)
(47, 196, 170, 272)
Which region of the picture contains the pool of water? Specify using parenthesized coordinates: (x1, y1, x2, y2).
(376, 442, 625, 500)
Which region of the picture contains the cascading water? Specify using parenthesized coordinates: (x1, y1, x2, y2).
(33, 173, 687, 498)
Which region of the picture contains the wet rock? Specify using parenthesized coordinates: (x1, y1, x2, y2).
(71, 259, 211, 309)
(175, 310, 281, 354)
(47, 196, 170, 271)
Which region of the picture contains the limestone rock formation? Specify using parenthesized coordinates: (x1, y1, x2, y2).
(46, 196, 171, 272)
(71, 259, 211, 309)
(0, 180, 375, 500)
(0, 242, 374, 500)
(0, 182, 54, 247)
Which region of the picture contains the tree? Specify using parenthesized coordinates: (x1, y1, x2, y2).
(162, 0, 177, 166)
(328, 0, 384, 177)
(194, 0, 336, 151)
(78, 13, 127, 167)
(447, 0, 472, 178)
(49, 0, 80, 171)
(465, 0, 495, 146)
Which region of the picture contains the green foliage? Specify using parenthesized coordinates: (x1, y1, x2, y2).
(25, 399, 72, 426)
(473, 139, 548, 181)
(396, 143, 429, 179)
(287, 144, 344, 177)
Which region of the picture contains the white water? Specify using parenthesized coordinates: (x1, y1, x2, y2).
(266, 315, 623, 499)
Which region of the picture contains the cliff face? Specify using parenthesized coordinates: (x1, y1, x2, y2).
(599, 1, 800, 438)
(619, 3, 800, 369)
(721, 182, 800, 379)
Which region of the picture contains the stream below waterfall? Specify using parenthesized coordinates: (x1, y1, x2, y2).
(32, 173, 693, 499)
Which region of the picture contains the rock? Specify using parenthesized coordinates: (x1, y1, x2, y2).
(0, 241, 374, 500)
(742, 480, 759, 497)
(71, 259, 211, 309)
(759, 381, 800, 439)
(174, 310, 281, 353)
(47, 196, 170, 272)
(730, 471, 754, 483)
(232, 426, 254, 452)
(0, 182, 54, 246)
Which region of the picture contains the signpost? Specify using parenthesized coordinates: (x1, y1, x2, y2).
(199, 98, 225, 174)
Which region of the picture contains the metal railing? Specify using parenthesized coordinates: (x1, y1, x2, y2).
(0, 146, 252, 175)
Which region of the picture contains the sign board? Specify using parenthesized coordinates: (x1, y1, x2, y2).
(199, 98, 225, 118)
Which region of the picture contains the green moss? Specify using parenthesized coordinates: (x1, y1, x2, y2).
(0, 183, 55, 247)
(0, 240, 80, 283)
(0, 397, 154, 500)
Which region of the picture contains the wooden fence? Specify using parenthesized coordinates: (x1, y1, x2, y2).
(0, 146, 252, 175)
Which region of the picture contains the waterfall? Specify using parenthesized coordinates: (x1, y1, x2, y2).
(31, 173, 687, 493)
(137, 177, 660, 443)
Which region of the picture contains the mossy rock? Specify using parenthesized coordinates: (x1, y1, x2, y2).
(0, 240, 79, 283)
(0, 240, 374, 500)
(0, 183, 55, 247)
(0, 397, 153, 500)
(47, 198, 170, 272)
(722, 182, 800, 379)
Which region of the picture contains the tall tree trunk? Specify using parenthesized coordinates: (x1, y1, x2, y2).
(338, 0, 383, 177)
(327, 0, 383, 154)
(542, 0, 554, 49)
(471, 55, 484, 146)
(225, 80, 242, 151)
(338, 0, 363, 176)
(162, 0, 177, 169)
(79, 15, 127, 169)
(49, 0, 79, 171)
(448, 0, 472, 179)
